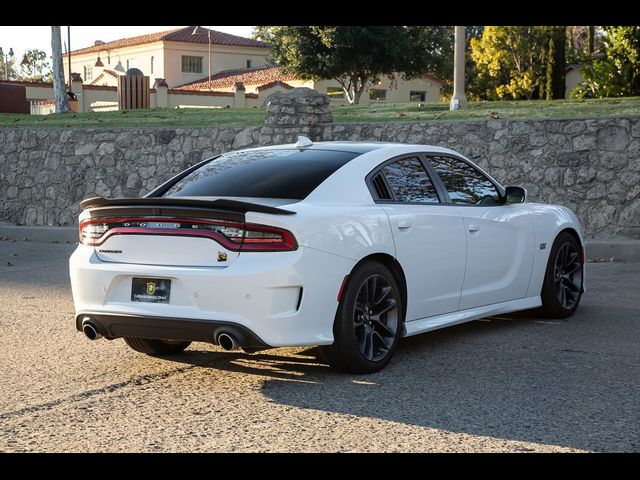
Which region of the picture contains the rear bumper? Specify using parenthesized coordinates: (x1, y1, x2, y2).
(76, 313, 268, 348)
(70, 244, 356, 347)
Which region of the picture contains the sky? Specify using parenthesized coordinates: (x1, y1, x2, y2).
(0, 26, 255, 61)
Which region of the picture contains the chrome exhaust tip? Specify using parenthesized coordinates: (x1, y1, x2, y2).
(82, 319, 102, 340)
(217, 332, 239, 351)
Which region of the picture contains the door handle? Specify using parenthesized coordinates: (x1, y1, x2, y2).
(397, 220, 412, 230)
(468, 224, 480, 233)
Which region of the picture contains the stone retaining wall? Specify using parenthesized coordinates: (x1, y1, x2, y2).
(1, 116, 639, 239)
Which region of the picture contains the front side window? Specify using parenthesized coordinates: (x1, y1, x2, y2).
(429, 156, 502, 205)
(370, 89, 386, 101)
(181, 55, 203, 74)
(163, 149, 359, 200)
(379, 157, 439, 203)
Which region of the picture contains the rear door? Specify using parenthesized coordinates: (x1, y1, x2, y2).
(426, 155, 535, 310)
(371, 155, 467, 321)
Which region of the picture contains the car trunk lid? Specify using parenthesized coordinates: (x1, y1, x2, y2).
(79, 197, 296, 267)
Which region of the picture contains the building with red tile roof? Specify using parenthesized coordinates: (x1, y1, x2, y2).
(65, 26, 271, 89)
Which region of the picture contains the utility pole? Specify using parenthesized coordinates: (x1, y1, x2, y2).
(450, 26, 468, 110)
(51, 26, 71, 113)
(67, 26, 72, 92)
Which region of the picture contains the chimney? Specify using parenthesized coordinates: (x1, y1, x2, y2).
(94, 40, 105, 46)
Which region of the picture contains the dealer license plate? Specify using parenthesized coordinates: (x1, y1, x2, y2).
(131, 277, 171, 303)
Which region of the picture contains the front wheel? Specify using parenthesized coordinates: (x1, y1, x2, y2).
(124, 337, 191, 356)
(319, 261, 403, 374)
(540, 232, 584, 318)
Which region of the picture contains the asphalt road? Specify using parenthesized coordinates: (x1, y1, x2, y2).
(0, 240, 639, 452)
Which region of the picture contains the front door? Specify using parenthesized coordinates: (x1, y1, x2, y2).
(371, 155, 467, 321)
(427, 155, 535, 310)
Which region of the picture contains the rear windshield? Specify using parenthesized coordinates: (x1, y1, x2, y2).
(163, 149, 359, 200)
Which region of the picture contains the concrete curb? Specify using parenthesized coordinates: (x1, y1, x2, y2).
(585, 240, 640, 263)
(0, 225, 77, 244)
(1, 224, 639, 262)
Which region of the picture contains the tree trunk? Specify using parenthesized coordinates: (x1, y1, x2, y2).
(587, 26, 595, 54)
(352, 85, 363, 104)
(352, 75, 368, 105)
(551, 26, 566, 99)
(546, 35, 554, 100)
(51, 26, 71, 113)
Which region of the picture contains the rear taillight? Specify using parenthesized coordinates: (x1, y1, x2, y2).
(241, 224, 297, 251)
(79, 217, 297, 252)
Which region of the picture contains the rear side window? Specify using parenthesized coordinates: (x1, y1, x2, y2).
(163, 149, 359, 200)
(379, 157, 440, 203)
(429, 156, 502, 205)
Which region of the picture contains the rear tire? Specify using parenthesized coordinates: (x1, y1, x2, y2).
(319, 261, 403, 374)
(124, 337, 191, 356)
(540, 232, 584, 319)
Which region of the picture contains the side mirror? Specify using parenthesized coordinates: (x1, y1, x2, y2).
(505, 186, 527, 204)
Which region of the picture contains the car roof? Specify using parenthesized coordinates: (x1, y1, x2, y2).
(240, 141, 458, 155)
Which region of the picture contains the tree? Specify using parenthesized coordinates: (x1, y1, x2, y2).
(255, 26, 443, 104)
(50, 26, 71, 113)
(19, 49, 52, 82)
(567, 26, 599, 64)
(470, 26, 566, 101)
(571, 26, 640, 98)
(546, 26, 566, 100)
(601, 26, 640, 94)
(0, 53, 18, 80)
(471, 26, 549, 100)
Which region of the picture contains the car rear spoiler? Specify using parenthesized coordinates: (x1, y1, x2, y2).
(80, 197, 297, 216)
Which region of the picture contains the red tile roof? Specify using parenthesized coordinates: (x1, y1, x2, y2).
(424, 74, 444, 86)
(256, 80, 294, 91)
(176, 66, 298, 91)
(177, 66, 444, 92)
(70, 27, 269, 56)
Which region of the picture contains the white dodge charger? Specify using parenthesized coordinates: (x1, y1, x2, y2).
(70, 138, 585, 373)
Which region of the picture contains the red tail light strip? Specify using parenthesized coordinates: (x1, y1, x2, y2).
(79, 217, 297, 252)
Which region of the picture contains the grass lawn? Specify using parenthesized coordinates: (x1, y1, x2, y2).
(1, 97, 638, 128)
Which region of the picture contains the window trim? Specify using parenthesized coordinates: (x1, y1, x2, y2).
(425, 154, 506, 207)
(365, 153, 446, 205)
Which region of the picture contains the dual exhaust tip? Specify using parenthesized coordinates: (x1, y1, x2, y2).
(217, 332, 240, 351)
(81, 317, 241, 351)
(82, 319, 102, 340)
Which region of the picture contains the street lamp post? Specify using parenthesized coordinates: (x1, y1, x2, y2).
(450, 26, 468, 111)
(67, 26, 71, 92)
(0, 47, 15, 80)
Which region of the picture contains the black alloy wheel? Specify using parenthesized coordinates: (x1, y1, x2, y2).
(541, 232, 583, 318)
(553, 241, 583, 310)
(353, 274, 399, 362)
(319, 261, 403, 374)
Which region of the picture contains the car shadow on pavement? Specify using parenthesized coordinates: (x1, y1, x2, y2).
(165, 308, 638, 452)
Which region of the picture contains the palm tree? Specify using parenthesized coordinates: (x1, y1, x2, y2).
(51, 26, 71, 113)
